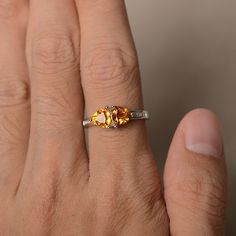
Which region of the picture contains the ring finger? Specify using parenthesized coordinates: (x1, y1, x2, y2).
(76, 0, 152, 176)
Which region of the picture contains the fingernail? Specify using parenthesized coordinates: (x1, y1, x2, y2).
(185, 109, 224, 158)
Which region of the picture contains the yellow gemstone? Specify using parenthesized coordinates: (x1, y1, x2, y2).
(92, 108, 112, 128)
(92, 106, 130, 128)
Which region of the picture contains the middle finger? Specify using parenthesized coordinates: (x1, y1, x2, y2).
(76, 0, 150, 175)
(22, 0, 88, 184)
(0, 0, 29, 195)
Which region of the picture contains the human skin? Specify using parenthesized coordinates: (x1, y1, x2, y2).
(0, 0, 226, 235)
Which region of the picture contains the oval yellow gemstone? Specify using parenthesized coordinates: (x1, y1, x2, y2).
(92, 106, 130, 128)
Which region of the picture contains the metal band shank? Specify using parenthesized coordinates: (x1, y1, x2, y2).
(129, 110, 149, 120)
(83, 119, 93, 127)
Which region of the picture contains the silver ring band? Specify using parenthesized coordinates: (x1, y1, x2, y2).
(129, 110, 149, 120)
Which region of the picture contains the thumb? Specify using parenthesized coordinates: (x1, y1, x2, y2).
(164, 109, 227, 236)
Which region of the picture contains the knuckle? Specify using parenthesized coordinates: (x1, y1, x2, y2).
(90, 170, 132, 221)
(32, 93, 75, 133)
(0, 113, 29, 157)
(30, 31, 79, 75)
(90, 162, 167, 234)
(0, 0, 17, 20)
(0, 78, 29, 156)
(81, 43, 139, 91)
(21, 177, 60, 234)
(0, 78, 29, 108)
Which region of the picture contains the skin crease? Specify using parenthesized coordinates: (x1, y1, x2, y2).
(0, 0, 227, 236)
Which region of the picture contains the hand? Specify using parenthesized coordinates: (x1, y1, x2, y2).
(0, 0, 226, 235)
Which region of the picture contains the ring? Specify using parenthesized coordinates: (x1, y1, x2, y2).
(83, 106, 149, 128)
